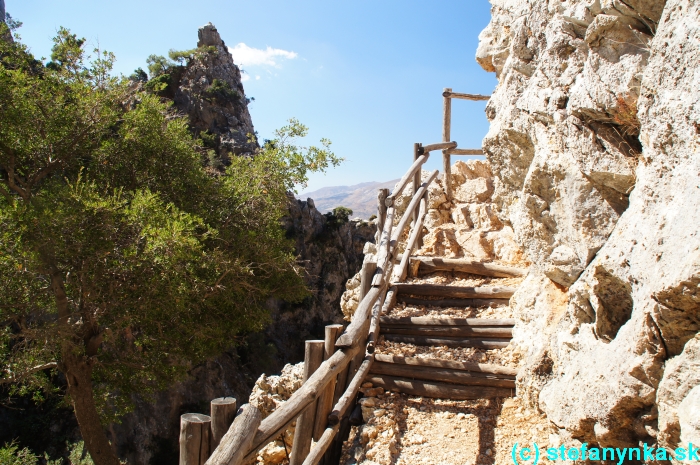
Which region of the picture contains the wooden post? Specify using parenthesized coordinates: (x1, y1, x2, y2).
(313, 325, 343, 441)
(204, 404, 261, 465)
(412, 143, 421, 225)
(443, 87, 452, 201)
(359, 260, 376, 302)
(210, 397, 237, 451)
(180, 413, 212, 465)
(376, 188, 389, 242)
(289, 340, 325, 465)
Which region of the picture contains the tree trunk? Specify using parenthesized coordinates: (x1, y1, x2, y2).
(63, 352, 121, 465)
(51, 269, 120, 465)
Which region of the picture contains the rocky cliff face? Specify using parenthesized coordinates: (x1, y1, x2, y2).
(104, 25, 375, 465)
(477, 0, 699, 454)
(173, 23, 257, 161)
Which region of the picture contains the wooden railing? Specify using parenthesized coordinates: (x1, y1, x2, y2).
(441, 87, 490, 200)
(178, 90, 491, 465)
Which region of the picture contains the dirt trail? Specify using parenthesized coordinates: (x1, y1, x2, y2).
(340, 270, 555, 465)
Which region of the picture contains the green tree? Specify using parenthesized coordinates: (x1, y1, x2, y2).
(0, 27, 341, 465)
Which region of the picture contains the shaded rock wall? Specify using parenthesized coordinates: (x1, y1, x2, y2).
(478, 0, 700, 453)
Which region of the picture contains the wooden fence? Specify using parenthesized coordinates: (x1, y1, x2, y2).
(179, 89, 490, 465)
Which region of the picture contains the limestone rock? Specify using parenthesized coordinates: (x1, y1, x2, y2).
(197, 22, 224, 47)
(249, 362, 304, 418)
(479, 0, 699, 449)
(657, 335, 700, 452)
(172, 23, 257, 163)
(679, 387, 700, 450)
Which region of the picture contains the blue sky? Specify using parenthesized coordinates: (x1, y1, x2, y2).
(8, 0, 497, 192)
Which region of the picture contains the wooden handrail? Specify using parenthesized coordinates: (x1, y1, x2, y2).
(335, 284, 387, 348)
(385, 154, 428, 207)
(447, 148, 484, 155)
(367, 286, 396, 354)
(204, 404, 260, 465)
(390, 170, 439, 245)
(422, 141, 457, 153)
(391, 194, 428, 283)
(240, 344, 363, 463)
(301, 422, 340, 465)
(442, 91, 490, 101)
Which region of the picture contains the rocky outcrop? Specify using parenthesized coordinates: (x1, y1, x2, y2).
(172, 23, 257, 161)
(478, 0, 699, 453)
(270, 196, 375, 358)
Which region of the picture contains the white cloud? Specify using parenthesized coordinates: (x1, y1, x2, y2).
(229, 43, 298, 67)
(255, 75, 261, 80)
(240, 73, 250, 82)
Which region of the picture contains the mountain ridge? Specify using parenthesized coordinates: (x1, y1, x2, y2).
(299, 179, 399, 219)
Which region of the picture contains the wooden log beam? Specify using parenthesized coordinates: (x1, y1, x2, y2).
(389, 170, 439, 245)
(409, 256, 529, 278)
(290, 340, 325, 465)
(210, 397, 237, 451)
(369, 362, 516, 388)
(328, 356, 375, 425)
(443, 87, 453, 201)
(368, 286, 395, 354)
(412, 143, 421, 225)
(324, 417, 350, 465)
(366, 375, 513, 400)
(442, 91, 491, 101)
(380, 316, 515, 327)
(180, 414, 211, 465)
(382, 335, 510, 349)
(335, 283, 386, 348)
(447, 148, 484, 155)
(302, 423, 340, 465)
(204, 405, 261, 465)
(385, 154, 429, 206)
(397, 296, 510, 308)
(359, 260, 377, 301)
(313, 325, 344, 441)
(394, 283, 516, 299)
(443, 150, 452, 201)
(422, 141, 457, 153)
(376, 188, 389, 242)
(382, 326, 512, 338)
(373, 354, 518, 377)
(391, 195, 427, 283)
(243, 344, 362, 463)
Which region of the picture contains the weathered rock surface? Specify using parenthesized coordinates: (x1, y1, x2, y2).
(172, 23, 257, 161)
(478, 0, 700, 453)
(339, 161, 528, 321)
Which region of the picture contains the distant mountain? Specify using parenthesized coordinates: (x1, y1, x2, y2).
(299, 179, 399, 219)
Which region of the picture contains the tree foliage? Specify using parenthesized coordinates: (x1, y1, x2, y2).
(0, 24, 341, 465)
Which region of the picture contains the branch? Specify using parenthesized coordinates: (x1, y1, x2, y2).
(0, 362, 58, 385)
